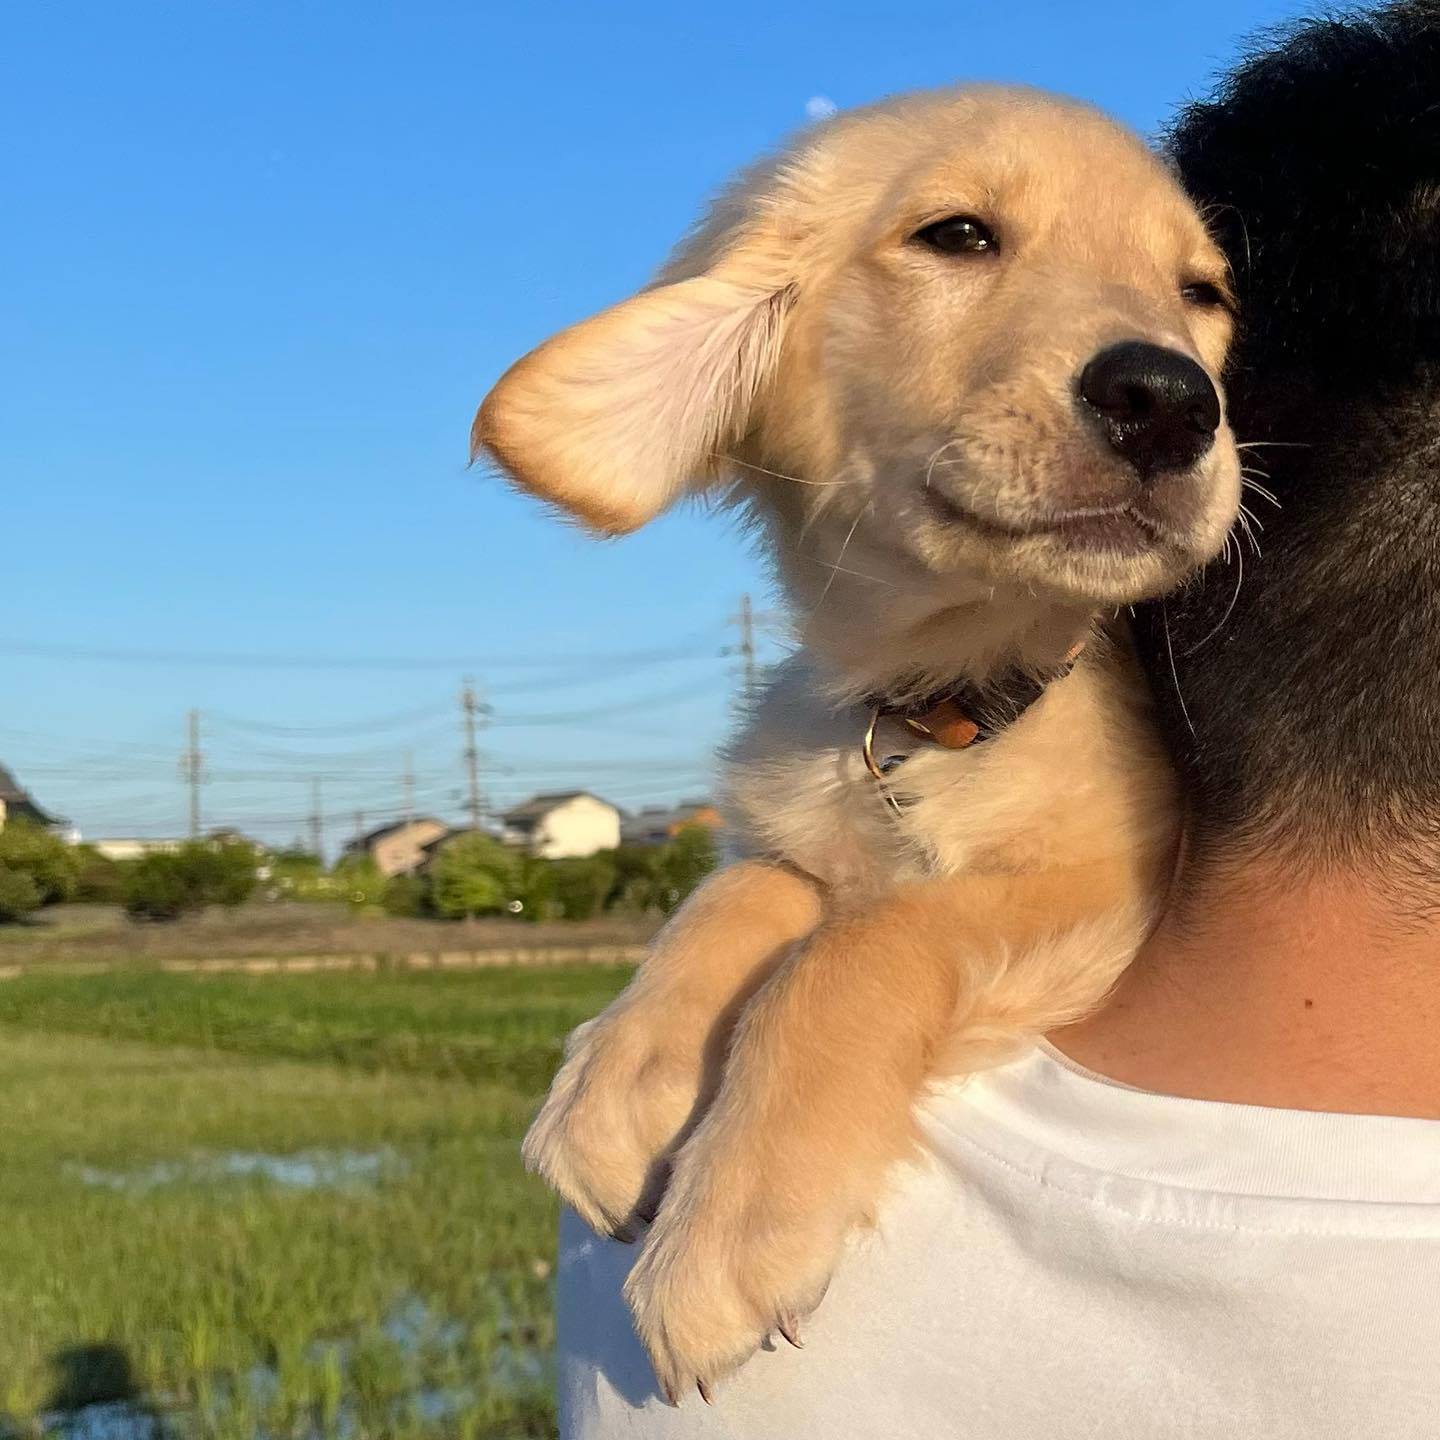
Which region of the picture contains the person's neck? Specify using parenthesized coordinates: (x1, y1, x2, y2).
(1055, 848, 1440, 1119)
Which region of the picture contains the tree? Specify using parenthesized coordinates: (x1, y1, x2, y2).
(0, 822, 78, 908)
(653, 824, 719, 914)
(428, 833, 523, 920)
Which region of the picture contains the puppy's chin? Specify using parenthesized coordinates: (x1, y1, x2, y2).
(999, 537, 1195, 606)
(907, 504, 1233, 608)
(908, 455, 1240, 607)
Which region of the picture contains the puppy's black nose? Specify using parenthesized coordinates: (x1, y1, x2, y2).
(1078, 341, 1221, 480)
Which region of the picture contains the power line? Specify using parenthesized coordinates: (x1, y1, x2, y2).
(192, 728, 456, 767)
(0, 630, 727, 672)
(206, 701, 454, 738)
(4, 622, 742, 845)
(491, 677, 726, 726)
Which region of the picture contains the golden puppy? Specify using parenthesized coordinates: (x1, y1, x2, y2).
(476, 85, 1239, 1400)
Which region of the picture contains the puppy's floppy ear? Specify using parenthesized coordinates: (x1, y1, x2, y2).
(473, 274, 794, 535)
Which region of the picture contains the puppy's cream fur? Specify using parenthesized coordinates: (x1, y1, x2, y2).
(477, 85, 1239, 1398)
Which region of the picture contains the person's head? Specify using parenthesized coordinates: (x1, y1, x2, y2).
(1139, 1, 1440, 907)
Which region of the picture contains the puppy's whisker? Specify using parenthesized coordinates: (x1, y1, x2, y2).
(810, 559, 896, 588)
(716, 454, 849, 488)
(1182, 542, 1246, 657)
(812, 504, 870, 613)
(1236, 440, 1312, 451)
(1240, 476, 1282, 508)
(923, 440, 964, 491)
(1236, 509, 1263, 559)
(1161, 599, 1197, 739)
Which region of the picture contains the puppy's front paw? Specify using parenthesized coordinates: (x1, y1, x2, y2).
(522, 1013, 706, 1239)
(623, 1133, 853, 1402)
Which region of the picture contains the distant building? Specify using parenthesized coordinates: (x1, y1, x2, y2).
(500, 792, 621, 859)
(622, 799, 723, 847)
(90, 838, 183, 862)
(0, 764, 63, 832)
(343, 817, 449, 877)
(89, 830, 259, 863)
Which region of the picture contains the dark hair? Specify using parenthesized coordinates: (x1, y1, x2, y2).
(1134, 2, 1440, 884)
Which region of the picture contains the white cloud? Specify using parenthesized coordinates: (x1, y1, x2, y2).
(805, 95, 838, 121)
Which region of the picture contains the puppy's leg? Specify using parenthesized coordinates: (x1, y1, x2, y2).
(522, 859, 824, 1239)
(624, 864, 1143, 1398)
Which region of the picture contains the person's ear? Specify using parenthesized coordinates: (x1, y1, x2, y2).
(473, 273, 795, 535)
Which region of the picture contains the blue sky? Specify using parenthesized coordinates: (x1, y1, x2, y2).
(3, 0, 1312, 852)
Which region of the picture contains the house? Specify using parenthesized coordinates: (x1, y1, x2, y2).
(499, 792, 621, 859)
(621, 800, 723, 848)
(342, 817, 449, 877)
(0, 764, 62, 831)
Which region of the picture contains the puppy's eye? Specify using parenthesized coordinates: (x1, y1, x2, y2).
(1182, 280, 1231, 312)
(913, 215, 998, 256)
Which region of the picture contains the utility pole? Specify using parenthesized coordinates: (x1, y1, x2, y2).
(460, 677, 486, 832)
(402, 750, 415, 823)
(353, 809, 366, 842)
(727, 594, 776, 713)
(737, 593, 758, 706)
(180, 709, 203, 839)
(309, 776, 324, 861)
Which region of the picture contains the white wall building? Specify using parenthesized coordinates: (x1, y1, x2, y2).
(89, 838, 184, 862)
(499, 791, 621, 859)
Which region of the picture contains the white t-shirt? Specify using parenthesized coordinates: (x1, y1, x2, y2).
(556, 1043, 1440, 1438)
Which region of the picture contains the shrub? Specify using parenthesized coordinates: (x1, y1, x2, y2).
(512, 857, 555, 922)
(653, 824, 718, 914)
(607, 845, 659, 914)
(188, 840, 259, 909)
(0, 866, 41, 923)
(381, 873, 429, 918)
(70, 845, 128, 905)
(332, 854, 387, 910)
(124, 853, 198, 922)
(123, 841, 259, 922)
(269, 849, 330, 901)
(0, 822, 78, 907)
(548, 855, 618, 921)
(428, 833, 522, 920)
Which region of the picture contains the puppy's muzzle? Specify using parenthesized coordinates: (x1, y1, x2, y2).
(1077, 341, 1221, 481)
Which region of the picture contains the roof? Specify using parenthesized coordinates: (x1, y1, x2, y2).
(621, 799, 719, 842)
(349, 816, 445, 849)
(501, 791, 612, 824)
(0, 763, 60, 826)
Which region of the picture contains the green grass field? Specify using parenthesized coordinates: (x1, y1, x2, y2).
(0, 964, 632, 1439)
